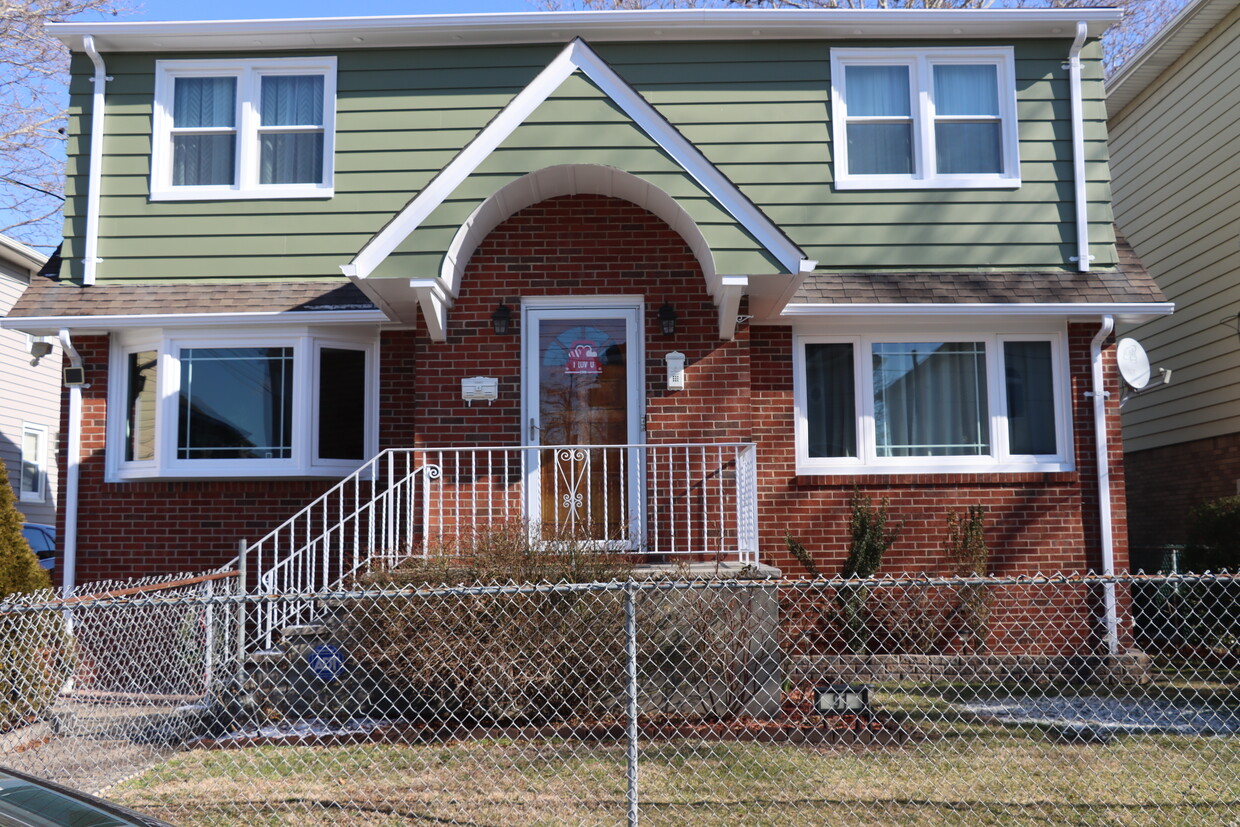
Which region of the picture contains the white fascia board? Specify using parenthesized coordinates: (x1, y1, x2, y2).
(781, 302, 1176, 321)
(0, 235, 47, 277)
(48, 9, 1121, 53)
(348, 40, 580, 281)
(348, 37, 809, 285)
(0, 309, 389, 335)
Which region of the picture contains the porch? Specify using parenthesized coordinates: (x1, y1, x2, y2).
(242, 442, 759, 600)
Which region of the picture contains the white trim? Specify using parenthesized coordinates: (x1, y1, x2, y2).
(106, 326, 378, 481)
(0, 308, 387, 335)
(1067, 23, 1092, 273)
(150, 57, 336, 201)
(18, 423, 49, 503)
(81, 35, 107, 285)
(346, 38, 809, 285)
(830, 47, 1020, 191)
(793, 328, 1074, 475)
(521, 297, 646, 537)
(780, 302, 1176, 321)
(49, 10, 1121, 54)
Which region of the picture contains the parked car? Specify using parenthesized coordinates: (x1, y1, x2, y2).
(20, 523, 56, 571)
(0, 765, 175, 826)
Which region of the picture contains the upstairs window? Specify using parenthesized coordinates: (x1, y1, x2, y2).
(151, 58, 336, 200)
(830, 48, 1019, 190)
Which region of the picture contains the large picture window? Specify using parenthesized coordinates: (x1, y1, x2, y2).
(795, 332, 1069, 474)
(151, 58, 336, 200)
(109, 331, 374, 480)
(830, 48, 1020, 190)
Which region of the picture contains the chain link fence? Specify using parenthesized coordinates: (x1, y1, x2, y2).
(1, 571, 1237, 826)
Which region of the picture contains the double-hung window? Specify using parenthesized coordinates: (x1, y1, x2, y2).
(19, 424, 49, 502)
(794, 331, 1070, 474)
(830, 48, 1019, 189)
(109, 329, 375, 479)
(151, 58, 336, 200)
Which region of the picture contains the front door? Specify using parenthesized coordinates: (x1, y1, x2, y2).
(523, 302, 643, 544)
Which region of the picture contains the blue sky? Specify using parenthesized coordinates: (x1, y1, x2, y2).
(130, 1, 537, 20)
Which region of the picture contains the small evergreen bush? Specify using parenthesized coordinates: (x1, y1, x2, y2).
(0, 460, 68, 732)
(838, 492, 900, 654)
(1184, 495, 1240, 573)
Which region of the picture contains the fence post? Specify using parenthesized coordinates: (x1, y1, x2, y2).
(237, 539, 247, 679)
(624, 581, 639, 827)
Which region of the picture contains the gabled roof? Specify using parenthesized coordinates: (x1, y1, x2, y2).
(342, 37, 815, 341)
(1106, 0, 1240, 119)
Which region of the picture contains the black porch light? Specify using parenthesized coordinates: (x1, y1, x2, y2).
(657, 302, 678, 336)
(491, 301, 513, 335)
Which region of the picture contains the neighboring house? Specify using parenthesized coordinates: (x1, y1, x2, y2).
(0, 10, 1170, 607)
(0, 235, 59, 526)
(1107, 0, 1240, 554)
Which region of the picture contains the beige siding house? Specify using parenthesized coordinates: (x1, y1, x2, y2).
(1108, 0, 1240, 551)
(0, 236, 60, 525)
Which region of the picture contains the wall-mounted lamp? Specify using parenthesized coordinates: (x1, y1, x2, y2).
(491, 301, 513, 336)
(28, 338, 53, 367)
(658, 302, 678, 336)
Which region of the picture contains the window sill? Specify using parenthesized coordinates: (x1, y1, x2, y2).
(149, 185, 334, 201)
(832, 176, 1021, 191)
(109, 462, 363, 483)
(794, 468, 1079, 487)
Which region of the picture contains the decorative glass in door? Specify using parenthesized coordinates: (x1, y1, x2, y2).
(531, 316, 636, 543)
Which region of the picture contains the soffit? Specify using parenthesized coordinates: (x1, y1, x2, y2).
(1106, 0, 1240, 119)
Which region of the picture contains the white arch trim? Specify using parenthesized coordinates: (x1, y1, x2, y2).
(444, 165, 717, 297)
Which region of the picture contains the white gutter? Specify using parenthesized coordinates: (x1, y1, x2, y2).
(0, 308, 389, 335)
(1067, 22, 1092, 274)
(57, 330, 84, 598)
(81, 35, 109, 287)
(779, 302, 1175, 321)
(1090, 315, 1119, 655)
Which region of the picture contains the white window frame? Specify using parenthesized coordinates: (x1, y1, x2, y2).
(106, 327, 377, 480)
(793, 328, 1071, 475)
(150, 57, 337, 201)
(19, 423, 49, 503)
(830, 47, 1020, 190)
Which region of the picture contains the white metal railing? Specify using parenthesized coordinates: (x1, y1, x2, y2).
(235, 443, 757, 646)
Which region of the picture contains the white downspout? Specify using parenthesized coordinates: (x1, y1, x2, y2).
(81, 35, 109, 286)
(1090, 315, 1118, 655)
(58, 330, 83, 598)
(1068, 22, 1092, 273)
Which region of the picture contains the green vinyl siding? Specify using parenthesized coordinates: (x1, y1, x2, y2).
(60, 37, 1116, 284)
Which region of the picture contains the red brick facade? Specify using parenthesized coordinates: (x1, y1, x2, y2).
(1126, 431, 1240, 552)
(58, 194, 1130, 587)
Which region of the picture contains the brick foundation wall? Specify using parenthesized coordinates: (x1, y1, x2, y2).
(1126, 431, 1240, 551)
(58, 194, 1130, 597)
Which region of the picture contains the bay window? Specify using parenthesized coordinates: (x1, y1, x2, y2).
(795, 332, 1070, 473)
(109, 330, 375, 479)
(152, 58, 336, 200)
(830, 48, 1019, 189)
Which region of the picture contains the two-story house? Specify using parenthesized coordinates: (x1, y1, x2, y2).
(0, 10, 1169, 619)
(1108, 0, 1240, 557)
(0, 235, 59, 528)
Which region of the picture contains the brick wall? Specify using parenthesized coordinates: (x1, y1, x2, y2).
(58, 194, 1130, 596)
(1126, 431, 1240, 551)
(748, 322, 1129, 578)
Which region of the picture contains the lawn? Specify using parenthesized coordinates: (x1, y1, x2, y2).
(105, 680, 1240, 827)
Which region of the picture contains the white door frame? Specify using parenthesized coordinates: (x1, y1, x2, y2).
(520, 296, 646, 539)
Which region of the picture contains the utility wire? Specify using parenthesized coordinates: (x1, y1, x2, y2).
(0, 176, 64, 200)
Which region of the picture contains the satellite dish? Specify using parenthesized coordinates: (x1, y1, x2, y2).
(1117, 338, 1152, 390)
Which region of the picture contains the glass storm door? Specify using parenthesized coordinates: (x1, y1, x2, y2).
(524, 304, 643, 544)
